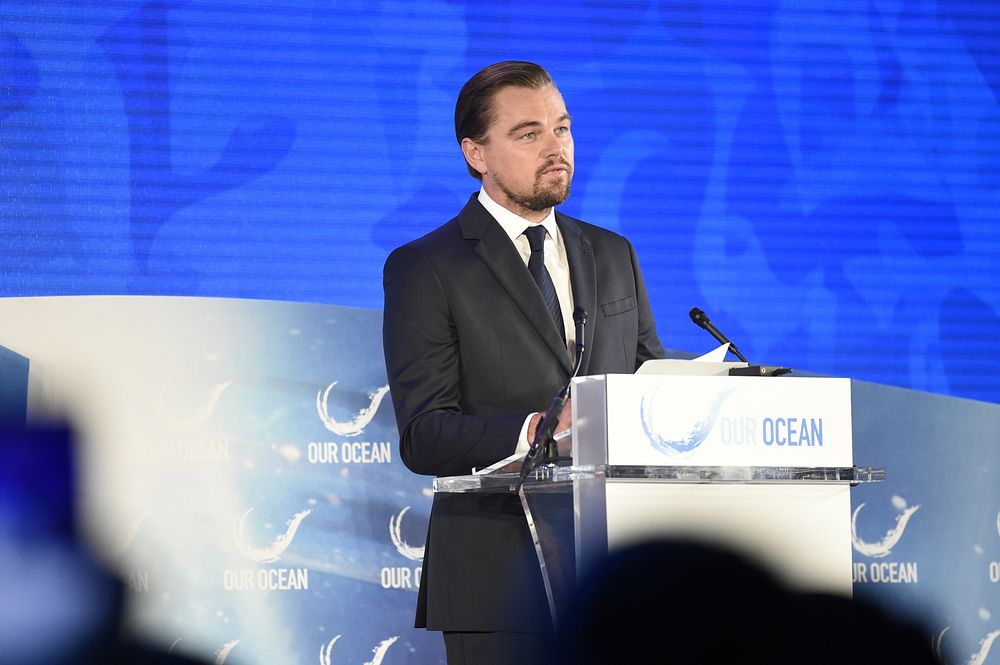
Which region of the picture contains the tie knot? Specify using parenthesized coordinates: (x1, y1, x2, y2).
(523, 224, 548, 251)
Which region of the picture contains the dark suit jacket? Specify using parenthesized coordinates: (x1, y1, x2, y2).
(382, 194, 664, 632)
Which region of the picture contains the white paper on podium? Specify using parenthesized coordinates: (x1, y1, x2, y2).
(694, 342, 731, 363)
(472, 425, 573, 475)
(473, 452, 523, 475)
(636, 343, 748, 376)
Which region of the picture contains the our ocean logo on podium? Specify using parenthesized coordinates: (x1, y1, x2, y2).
(309, 380, 392, 464)
(611, 375, 847, 467)
(224, 506, 312, 591)
(319, 635, 399, 665)
(640, 385, 733, 455)
(380, 505, 425, 590)
(851, 495, 920, 584)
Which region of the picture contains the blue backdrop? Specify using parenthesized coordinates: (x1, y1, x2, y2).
(3, 0, 999, 404)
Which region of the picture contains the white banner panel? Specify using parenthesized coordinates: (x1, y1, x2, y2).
(589, 374, 852, 467)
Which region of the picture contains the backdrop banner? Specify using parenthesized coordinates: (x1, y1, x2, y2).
(849, 381, 1000, 665)
(0, 296, 996, 665)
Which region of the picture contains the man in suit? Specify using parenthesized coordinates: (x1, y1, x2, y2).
(382, 61, 665, 664)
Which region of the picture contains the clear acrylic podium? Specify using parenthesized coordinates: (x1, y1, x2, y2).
(434, 374, 885, 626)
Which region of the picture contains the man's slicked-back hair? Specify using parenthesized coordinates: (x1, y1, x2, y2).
(454, 61, 555, 179)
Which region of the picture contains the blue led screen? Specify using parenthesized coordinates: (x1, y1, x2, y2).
(3, 0, 999, 403)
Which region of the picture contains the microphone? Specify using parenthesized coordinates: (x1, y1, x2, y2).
(517, 307, 587, 490)
(571, 306, 587, 371)
(689, 307, 749, 363)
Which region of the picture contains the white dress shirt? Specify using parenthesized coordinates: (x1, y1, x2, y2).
(477, 189, 576, 352)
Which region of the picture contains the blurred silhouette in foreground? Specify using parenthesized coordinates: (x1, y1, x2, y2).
(558, 538, 942, 665)
(0, 425, 209, 665)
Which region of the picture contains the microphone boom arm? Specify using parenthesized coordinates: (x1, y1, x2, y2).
(517, 308, 587, 490)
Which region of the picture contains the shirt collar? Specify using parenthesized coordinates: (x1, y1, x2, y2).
(478, 188, 559, 244)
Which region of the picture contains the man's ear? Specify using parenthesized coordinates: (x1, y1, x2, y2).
(461, 137, 488, 177)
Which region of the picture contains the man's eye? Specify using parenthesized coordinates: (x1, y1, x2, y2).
(555, 127, 569, 135)
(521, 132, 535, 140)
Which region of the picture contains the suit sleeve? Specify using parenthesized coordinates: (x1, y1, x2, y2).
(627, 239, 666, 369)
(382, 245, 525, 477)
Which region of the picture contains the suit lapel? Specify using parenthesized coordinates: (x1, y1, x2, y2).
(558, 212, 597, 376)
(459, 197, 573, 374)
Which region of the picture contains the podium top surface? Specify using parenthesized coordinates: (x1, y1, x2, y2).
(433, 464, 885, 494)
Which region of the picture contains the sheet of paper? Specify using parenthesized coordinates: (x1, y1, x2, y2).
(636, 343, 747, 376)
(694, 342, 731, 362)
(473, 451, 524, 475)
(471, 427, 573, 475)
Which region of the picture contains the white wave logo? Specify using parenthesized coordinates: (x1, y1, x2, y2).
(316, 382, 390, 437)
(111, 512, 151, 558)
(214, 639, 240, 665)
(850, 498, 920, 558)
(935, 626, 1000, 665)
(319, 635, 399, 665)
(168, 637, 237, 664)
(319, 636, 341, 665)
(640, 386, 733, 455)
(389, 506, 425, 561)
(233, 507, 312, 564)
(157, 377, 233, 433)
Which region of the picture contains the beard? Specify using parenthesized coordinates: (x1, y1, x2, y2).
(493, 159, 573, 214)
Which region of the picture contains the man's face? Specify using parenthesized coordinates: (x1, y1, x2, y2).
(464, 84, 574, 221)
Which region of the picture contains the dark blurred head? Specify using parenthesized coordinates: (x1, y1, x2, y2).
(0, 425, 211, 664)
(558, 539, 789, 664)
(558, 538, 942, 665)
(0, 426, 77, 542)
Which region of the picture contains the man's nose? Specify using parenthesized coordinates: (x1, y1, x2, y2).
(540, 131, 564, 157)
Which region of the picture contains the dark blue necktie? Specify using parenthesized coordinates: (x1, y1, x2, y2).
(523, 224, 565, 343)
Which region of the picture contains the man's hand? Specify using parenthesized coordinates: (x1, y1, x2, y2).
(526, 398, 572, 445)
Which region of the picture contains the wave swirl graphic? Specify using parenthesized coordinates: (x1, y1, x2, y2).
(233, 508, 312, 564)
(850, 502, 920, 558)
(640, 387, 733, 455)
(319, 635, 398, 665)
(319, 635, 340, 665)
(389, 507, 425, 561)
(111, 512, 151, 558)
(316, 382, 390, 437)
(157, 378, 233, 433)
(214, 639, 239, 665)
(935, 627, 1000, 665)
